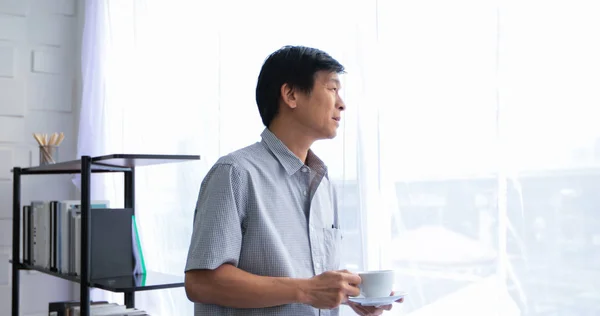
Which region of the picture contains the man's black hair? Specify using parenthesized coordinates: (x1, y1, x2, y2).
(255, 46, 345, 127)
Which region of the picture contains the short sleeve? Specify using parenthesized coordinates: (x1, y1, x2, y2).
(185, 162, 246, 271)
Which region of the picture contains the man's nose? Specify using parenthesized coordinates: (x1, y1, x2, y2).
(337, 97, 346, 111)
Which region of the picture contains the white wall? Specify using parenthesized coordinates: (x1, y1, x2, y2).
(0, 0, 83, 315)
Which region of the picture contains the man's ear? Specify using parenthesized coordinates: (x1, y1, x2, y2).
(280, 83, 297, 109)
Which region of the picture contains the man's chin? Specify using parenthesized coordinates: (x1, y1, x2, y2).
(313, 128, 338, 141)
(325, 130, 338, 139)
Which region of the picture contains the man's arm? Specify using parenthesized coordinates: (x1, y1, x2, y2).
(185, 264, 361, 309)
(185, 264, 302, 308)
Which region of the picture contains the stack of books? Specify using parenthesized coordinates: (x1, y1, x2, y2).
(21, 200, 145, 278)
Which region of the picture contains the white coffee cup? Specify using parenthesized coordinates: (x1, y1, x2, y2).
(358, 270, 394, 298)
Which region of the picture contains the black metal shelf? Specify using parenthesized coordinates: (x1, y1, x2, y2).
(10, 154, 200, 316)
(11, 261, 184, 292)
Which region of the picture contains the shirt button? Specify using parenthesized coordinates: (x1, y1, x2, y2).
(301, 167, 308, 173)
(303, 190, 307, 196)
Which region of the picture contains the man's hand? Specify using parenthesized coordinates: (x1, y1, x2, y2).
(299, 269, 362, 309)
(347, 292, 404, 316)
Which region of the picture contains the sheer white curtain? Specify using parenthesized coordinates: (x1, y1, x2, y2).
(375, 0, 600, 315)
(79, 0, 600, 315)
(79, 0, 377, 315)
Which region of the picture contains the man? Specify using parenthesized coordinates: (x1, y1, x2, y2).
(184, 45, 401, 315)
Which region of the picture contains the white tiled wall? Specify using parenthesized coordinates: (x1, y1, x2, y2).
(0, 0, 83, 314)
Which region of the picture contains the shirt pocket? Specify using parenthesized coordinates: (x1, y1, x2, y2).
(322, 227, 342, 271)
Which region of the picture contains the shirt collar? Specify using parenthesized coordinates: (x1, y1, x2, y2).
(260, 128, 328, 176)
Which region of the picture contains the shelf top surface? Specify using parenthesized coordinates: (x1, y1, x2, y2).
(92, 270, 184, 292)
(12, 261, 184, 292)
(17, 154, 200, 174)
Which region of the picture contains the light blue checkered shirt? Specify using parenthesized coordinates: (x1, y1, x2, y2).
(185, 128, 342, 316)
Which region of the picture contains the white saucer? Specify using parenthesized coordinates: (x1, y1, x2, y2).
(348, 292, 407, 306)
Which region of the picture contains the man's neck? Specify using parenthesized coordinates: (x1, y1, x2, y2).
(268, 118, 314, 164)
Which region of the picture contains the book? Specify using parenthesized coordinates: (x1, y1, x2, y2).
(132, 215, 146, 275)
(21, 199, 146, 279)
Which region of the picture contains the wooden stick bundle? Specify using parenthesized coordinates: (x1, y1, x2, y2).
(33, 132, 64, 164)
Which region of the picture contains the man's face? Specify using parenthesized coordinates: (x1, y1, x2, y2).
(294, 71, 346, 140)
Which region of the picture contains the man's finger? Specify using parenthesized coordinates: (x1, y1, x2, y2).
(349, 302, 370, 315)
(391, 291, 405, 303)
(382, 304, 393, 311)
(341, 272, 362, 285)
(342, 283, 361, 297)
